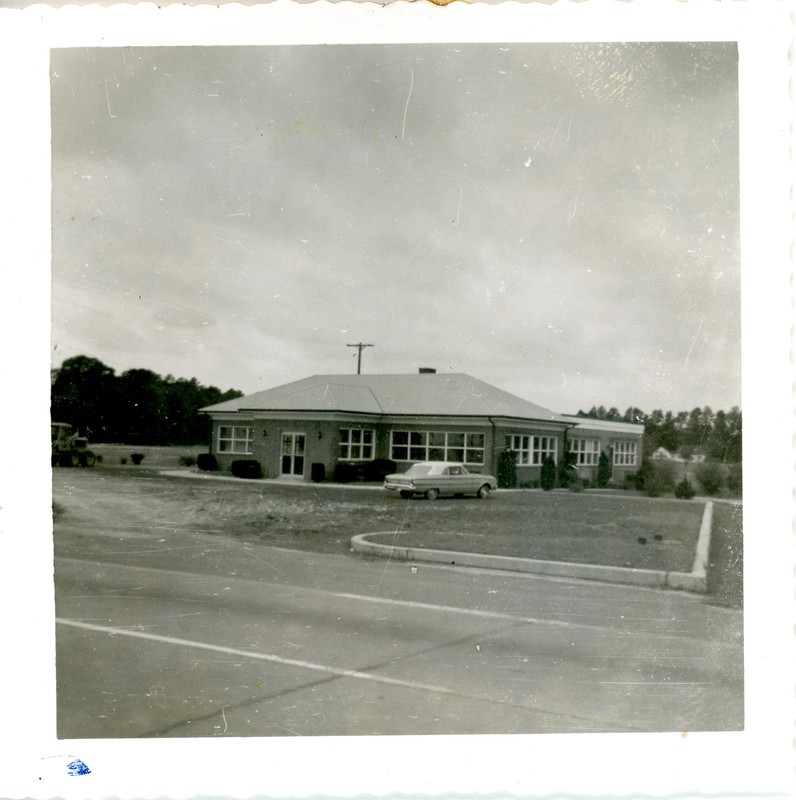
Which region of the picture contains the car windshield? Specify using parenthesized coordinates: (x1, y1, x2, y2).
(405, 464, 434, 476)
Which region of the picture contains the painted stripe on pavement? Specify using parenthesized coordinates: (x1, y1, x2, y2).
(56, 617, 451, 695)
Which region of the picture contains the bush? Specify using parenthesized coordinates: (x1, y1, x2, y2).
(675, 477, 696, 500)
(361, 459, 397, 482)
(557, 452, 578, 489)
(333, 463, 359, 483)
(498, 450, 517, 489)
(130, 453, 145, 465)
(540, 456, 556, 491)
(231, 459, 263, 479)
(726, 463, 742, 495)
(633, 459, 654, 491)
(645, 460, 677, 497)
(197, 453, 218, 472)
(311, 463, 326, 483)
(179, 455, 197, 467)
(596, 452, 612, 488)
(696, 462, 724, 496)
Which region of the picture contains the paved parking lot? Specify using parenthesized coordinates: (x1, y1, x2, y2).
(53, 470, 744, 738)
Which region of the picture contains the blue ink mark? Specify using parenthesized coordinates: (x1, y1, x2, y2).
(66, 758, 91, 776)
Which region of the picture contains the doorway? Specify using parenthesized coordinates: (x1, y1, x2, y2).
(281, 432, 305, 477)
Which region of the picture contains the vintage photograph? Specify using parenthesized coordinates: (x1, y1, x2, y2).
(49, 41, 745, 742)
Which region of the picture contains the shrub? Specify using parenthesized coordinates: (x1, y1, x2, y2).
(557, 452, 578, 489)
(646, 460, 677, 497)
(633, 459, 654, 491)
(540, 456, 556, 491)
(231, 459, 263, 479)
(361, 459, 397, 482)
(498, 450, 517, 489)
(675, 477, 696, 500)
(726, 463, 742, 495)
(179, 455, 197, 467)
(596, 452, 612, 488)
(333, 463, 359, 483)
(197, 453, 218, 472)
(695, 462, 724, 496)
(130, 453, 145, 465)
(310, 462, 326, 483)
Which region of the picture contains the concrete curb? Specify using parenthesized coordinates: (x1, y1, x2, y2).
(351, 501, 714, 593)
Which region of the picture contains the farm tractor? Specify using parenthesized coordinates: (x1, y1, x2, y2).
(51, 422, 96, 467)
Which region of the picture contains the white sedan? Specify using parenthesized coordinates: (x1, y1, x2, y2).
(384, 461, 498, 500)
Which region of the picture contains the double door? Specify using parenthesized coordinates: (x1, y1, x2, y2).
(280, 432, 305, 477)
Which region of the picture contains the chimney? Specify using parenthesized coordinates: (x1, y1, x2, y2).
(418, 367, 436, 374)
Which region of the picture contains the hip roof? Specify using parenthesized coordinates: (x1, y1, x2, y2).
(202, 373, 568, 423)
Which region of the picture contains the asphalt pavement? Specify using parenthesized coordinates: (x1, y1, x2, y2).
(53, 471, 743, 737)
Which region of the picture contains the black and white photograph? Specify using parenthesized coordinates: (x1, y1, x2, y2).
(2, 1, 794, 798)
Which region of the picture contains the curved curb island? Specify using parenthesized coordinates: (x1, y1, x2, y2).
(351, 501, 713, 593)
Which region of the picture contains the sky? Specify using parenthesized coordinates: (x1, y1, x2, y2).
(50, 42, 740, 415)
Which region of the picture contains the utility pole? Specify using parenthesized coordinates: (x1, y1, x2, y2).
(347, 342, 374, 374)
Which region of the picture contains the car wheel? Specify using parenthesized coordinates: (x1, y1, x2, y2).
(425, 488, 439, 501)
(477, 484, 491, 499)
(399, 490, 413, 499)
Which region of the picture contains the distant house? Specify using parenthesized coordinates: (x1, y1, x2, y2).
(652, 446, 707, 464)
(201, 371, 644, 486)
(652, 446, 674, 460)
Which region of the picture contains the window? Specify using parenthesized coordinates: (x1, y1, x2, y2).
(569, 438, 600, 466)
(218, 425, 253, 454)
(339, 428, 374, 461)
(505, 434, 558, 465)
(613, 441, 638, 466)
(390, 431, 484, 464)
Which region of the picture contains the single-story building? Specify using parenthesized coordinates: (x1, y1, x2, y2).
(200, 370, 644, 487)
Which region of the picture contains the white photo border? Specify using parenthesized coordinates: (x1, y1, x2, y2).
(1, 1, 793, 798)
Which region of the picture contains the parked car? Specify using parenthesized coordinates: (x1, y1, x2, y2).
(384, 461, 497, 500)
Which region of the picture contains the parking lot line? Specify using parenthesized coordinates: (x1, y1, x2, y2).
(56, 617, 453, 695)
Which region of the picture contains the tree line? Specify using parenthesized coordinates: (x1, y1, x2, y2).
(52, 354, 742, 460)
(575, 404, 742, 463)
(51, 355, 244, 445)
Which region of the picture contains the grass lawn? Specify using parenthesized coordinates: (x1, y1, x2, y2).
(366, 491, 706, 573)
(90, 464, 704, 572)
(61, 455, 741, 608)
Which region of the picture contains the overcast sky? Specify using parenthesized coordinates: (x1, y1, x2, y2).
(50, 42, 740, 414)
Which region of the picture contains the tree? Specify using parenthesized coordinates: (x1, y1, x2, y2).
(51, 356, 118, 440)
(623, 406, 646, 424)
(51, 353, 244, 445)
(116, 369, 168, 444)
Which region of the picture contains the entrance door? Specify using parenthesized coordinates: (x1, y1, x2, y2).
(281, 432, 305, 477)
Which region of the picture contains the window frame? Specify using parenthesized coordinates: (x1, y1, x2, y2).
(217, 425, 254, 455)
(338, 428, 375, 461)
(389, 430, 485, 465)
(568, 437, 600, 466)
(613, 440, 638, 466)
(505, 434, 558, 465)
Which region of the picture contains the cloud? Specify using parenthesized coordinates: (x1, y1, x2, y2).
(50, 42, 740, 411)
